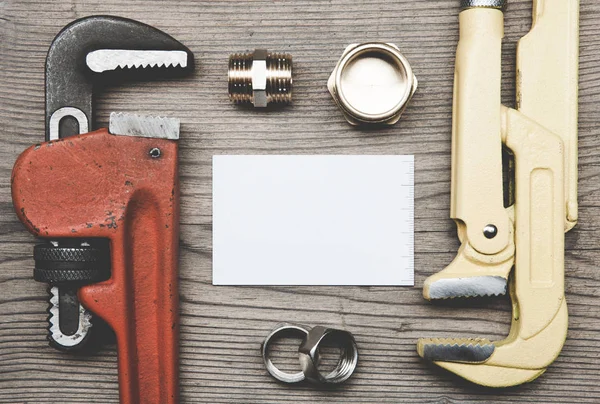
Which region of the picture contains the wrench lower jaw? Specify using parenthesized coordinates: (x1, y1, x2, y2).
(418, 300, 568, 387)
(423, 240, 514, 300)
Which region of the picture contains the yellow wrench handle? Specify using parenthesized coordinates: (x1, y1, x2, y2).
(451, 7, 510, 255)
(517, 0, 579, 229)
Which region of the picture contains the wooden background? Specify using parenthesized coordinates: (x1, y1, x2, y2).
(1, 0, 599, 402)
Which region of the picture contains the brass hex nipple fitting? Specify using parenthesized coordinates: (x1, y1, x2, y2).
(228, 49, 293, 108)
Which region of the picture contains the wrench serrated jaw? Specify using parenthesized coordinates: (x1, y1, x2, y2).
(109, 112, 180, 140)
(424, 276, 508, 300)
(417, 337, 495, 363)
(86, 50, 189, 73)
(422, 236, 514, 300)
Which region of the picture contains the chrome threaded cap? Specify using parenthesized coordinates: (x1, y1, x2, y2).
(228, 49, 293, 107)
(327, 43, 417, 125)
(460, 0, 506, 11)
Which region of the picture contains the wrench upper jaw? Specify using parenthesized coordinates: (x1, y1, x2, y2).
(423, 227, 515, 300)
(45, 15, 194, 140)
(424, 273, 509, 301)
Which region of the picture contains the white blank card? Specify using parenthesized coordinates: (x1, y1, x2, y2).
(212, 155, 414, 286)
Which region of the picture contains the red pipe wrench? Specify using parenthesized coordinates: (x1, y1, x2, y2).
(11, 16, 194, 403)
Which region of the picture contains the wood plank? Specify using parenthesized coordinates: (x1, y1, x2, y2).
(0, 0, 599, 402)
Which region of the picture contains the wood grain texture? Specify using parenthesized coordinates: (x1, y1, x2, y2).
(0, 0, 599, 402)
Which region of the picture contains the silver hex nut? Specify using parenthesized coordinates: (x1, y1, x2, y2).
(298, 325, 358, 384)
(328, 42, 418, 125)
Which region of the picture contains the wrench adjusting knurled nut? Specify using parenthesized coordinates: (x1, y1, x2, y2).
(261, 323, 358, 385)
(460, 0, 506, 10)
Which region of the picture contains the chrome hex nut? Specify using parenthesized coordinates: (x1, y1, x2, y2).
(298, 326, 358, 384)
(328, 42, 417, 125)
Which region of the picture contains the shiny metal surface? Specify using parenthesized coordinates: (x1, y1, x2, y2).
(48, 286, 93, 348)
(328, 43, 417, 125)
(427, 275, 508, 299)
(298, 326, 358, 384)
(261, 323, 309, 383)
(48, 107, 89, 141)
(483, 224, 498, 239)
(109, 112, 180, 140)
(417, 337, 495, 363)
(228, 49, 293, 107)
(86, 49, 188, 73)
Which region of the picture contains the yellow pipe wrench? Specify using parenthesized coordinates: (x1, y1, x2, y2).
(418, 0, 579, 387)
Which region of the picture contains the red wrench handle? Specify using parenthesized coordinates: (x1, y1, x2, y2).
(12, 129, 180, 404)
(80, 199, 180, 403)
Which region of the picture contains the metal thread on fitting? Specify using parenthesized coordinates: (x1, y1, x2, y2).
(460, 0, 506, 11)
(228, 49, 293, 107)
